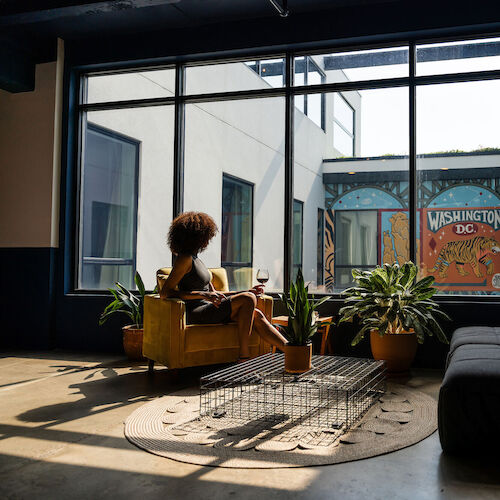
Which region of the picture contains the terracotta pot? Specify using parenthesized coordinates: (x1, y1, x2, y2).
(369, 329, 417, 373)
(284, 343, 312, 374)
(122, 324, 144, 361)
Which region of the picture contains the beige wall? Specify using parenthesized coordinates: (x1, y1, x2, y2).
(0, 62, 58, 248)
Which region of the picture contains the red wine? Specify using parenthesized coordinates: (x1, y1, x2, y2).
(257, 278, 269, 284)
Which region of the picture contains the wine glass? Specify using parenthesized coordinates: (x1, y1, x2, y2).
(256, 269, 269, 288)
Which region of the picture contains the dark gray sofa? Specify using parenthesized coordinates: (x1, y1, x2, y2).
(438, 327, 500, 453)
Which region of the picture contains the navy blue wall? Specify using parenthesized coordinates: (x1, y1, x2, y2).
(1, 248, 56, 349)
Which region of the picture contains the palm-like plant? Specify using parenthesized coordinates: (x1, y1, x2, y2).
(278, 269, 331, 345)
(99, 271, 151, 327)
(339, 262, 450, 346)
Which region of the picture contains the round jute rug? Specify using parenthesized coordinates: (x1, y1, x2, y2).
(124, 383, 437, 468)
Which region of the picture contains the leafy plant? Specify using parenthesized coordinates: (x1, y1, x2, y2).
(99, 272, 153, 327)
(278, 269, 332, 345)
(339, 262, 450, 346)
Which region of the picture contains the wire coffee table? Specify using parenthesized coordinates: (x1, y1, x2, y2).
(200, 353, 386, 433)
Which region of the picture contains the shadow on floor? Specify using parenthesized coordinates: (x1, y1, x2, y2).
(439, 452, 500, 487)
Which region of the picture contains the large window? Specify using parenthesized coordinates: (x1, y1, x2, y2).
(221, 175, 253, 290)
(75, 36, 500, 298)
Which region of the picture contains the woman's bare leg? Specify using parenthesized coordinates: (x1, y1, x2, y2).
(230, 292, 257, 358)
(252, 309, 288, 351)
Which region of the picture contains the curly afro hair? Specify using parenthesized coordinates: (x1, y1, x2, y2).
(168, 212, 218, 255)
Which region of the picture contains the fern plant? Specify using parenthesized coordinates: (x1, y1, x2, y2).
(339, 262, 450, 346)
(99, 271, 153, 327)
(278, 269, 332, 345)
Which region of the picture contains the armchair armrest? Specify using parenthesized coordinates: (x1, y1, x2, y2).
(143, 294, 186, 369)
(256, 294, 273, 322)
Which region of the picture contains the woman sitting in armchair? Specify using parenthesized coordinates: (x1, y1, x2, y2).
(160, 211, 287, 362)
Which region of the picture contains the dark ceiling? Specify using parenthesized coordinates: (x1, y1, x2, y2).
(1, 0, 500, 92)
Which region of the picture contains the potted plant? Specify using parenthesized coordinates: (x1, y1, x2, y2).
(339, 262, 450, 373)
(99, 271, 151, 360)
(279, 269, 331, 373)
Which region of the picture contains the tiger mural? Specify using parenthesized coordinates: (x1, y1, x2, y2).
(428, 236, 500, 278)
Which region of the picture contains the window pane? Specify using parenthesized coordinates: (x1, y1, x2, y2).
(333, 123, 353, 157)
(318, 88, 408, 292)
(307, 93, 323, 129)
(294, 47, 408, 85)
(184, 97, 285, 292)
(416, 37, 500, 76)
(417, 80, 500, 295)
(334, 94, 354, 133)
(185, 58, 285, 95)
(293, 200, 303, 281)
(85, 69, 175, 104)
(222, 176, 253, 290)
(294, 65, 305, 113)
(80, 106, 174, 290)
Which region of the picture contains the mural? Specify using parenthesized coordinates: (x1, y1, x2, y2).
(324, 209, 335, 291)
(421, 207, 500, 291)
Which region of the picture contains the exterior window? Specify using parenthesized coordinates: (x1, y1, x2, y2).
(295, 57, 326, 129)
(317, 208, 325, 286)
(221, 174, 254, 290)
(79, 124, 139, 290)
(248, 56, 326, 129)
(335, 211, 378, 288)
(333, 93, 355, 156)
(293, 200, 304, 281)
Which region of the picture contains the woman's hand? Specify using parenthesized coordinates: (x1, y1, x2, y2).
(201, 291, 227, 308)
(248, 285, 264, 297)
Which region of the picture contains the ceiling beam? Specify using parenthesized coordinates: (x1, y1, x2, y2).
(0, 41, 35, 92)
(0, 0, 180, 26)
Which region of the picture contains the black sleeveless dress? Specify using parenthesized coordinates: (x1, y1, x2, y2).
(178, 255, 232, 325)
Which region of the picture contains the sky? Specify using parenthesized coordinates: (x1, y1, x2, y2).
(338, 46, 500, 157)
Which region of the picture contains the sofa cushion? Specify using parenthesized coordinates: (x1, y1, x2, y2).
(447, 326, 500, 367)
(439, 343, 500, 453)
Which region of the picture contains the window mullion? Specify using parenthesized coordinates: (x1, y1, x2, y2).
(284, 52, 294, 292)
(409, 42, 417, 264)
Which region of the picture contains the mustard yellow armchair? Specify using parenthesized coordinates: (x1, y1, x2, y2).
(143, 267, 273, 371)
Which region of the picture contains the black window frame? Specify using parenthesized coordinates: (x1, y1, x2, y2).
(64, 33, 500, 303)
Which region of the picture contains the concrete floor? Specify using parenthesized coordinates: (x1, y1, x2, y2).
(0, 352, 499, 500)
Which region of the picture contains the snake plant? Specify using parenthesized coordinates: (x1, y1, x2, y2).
(99, 271, 153, 327)
(278, 269, 332, 345)
(339, 262, 450, 346)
